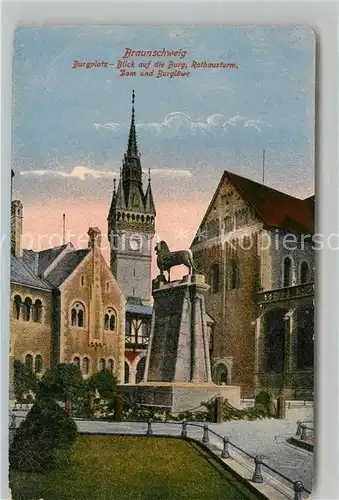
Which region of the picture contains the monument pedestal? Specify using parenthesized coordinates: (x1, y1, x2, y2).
(121, 382, 241, 413)
(121, 274, 240, 412)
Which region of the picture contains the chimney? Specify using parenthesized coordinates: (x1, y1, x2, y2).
(11, 200, 23, 258)
(88, 227, 101, 249)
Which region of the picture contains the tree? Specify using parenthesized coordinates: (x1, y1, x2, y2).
(9, 395, 77, 472)
(87, 369, 118, 400)
(39, 363, 84, 413)
(13, 360, 38, 403)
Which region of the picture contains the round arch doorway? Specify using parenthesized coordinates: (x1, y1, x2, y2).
(214, 363, 228, 385)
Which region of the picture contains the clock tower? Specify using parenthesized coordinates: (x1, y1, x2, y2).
(107, 90, 156, 304)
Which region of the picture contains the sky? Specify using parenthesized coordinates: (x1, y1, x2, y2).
(12, 26, 315, 276)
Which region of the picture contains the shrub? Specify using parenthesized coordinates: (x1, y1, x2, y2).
(87, 370, 118, 401)
(13, 360, 38, 403)
(255, 391, 270, 407)
(9, 395, 77, 472)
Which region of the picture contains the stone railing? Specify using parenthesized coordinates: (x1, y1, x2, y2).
(257, 282, 314, 305)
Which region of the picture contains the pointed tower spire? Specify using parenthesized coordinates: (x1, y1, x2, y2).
(144, 167, 156, 216)
(126, 90, 138, 157)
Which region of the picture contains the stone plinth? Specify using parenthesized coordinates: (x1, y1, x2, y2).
(120, 273, 241, 412)
(120, 382, 241, 413)
(144, 274, 212, 384)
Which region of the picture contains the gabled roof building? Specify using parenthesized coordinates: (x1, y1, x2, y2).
(10, 175, 126, 399)
(191, 170, 314, 398)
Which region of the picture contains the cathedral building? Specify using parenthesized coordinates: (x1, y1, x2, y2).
(107, 91, 156, 384)
(10, 172, 125, 398)
(191, 171, 315, 399)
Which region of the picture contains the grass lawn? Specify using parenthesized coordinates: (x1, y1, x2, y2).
(10, 435, 260, 500)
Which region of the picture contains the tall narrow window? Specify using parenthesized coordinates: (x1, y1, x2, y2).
(300, 261, 310, 284)
(109, 315, 115, 331)
(73, 356, 80, 367)
(13, 295, 21, 320)
(25, 354, 33, 372)
(81, 276, 84, 287)
(283, 257, 293, 287)
(23, 297, 32, 321)
(107, 359, 114, 373)
(223, 216, 232, 233)
(230, 260, 240, 290)
(211, 264, 220, 293)
(126, 320, 132, 335)
(82, 357, 89, 375)
(104, 314, 109, 330)
(71, 308, 77, 326)
(33, 299, 42, 323)
(78, 309, 84, 327)
(34, 355, 42, 374)
(99, 358, 106, 372)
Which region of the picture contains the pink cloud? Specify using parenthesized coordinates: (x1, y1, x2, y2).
(21, 199, 207, 282)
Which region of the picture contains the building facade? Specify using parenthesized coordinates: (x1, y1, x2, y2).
(191, 171, 314, 398)
(107, 91, 156, 382)
(10, 175, 125, 397)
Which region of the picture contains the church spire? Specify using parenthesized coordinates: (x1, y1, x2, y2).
(126, 90, 139, 158)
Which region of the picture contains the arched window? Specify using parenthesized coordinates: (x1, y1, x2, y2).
(283, 257, 293, 287)
(33, 299, 42, 323)
(13, 295, 21, 320)
(25, 354, 33, 372)
(70, 302, 85, 327)
(73, 356, 80, 367)
(104, 309, 116, 331)
(211, 264, 220, 293)
(82, 357, 89, 375)
(34, 354, 42, 374)
(107, 359, 114, 372)
(99, 358, 106, 372)
(230, 260, 240, 290)
(23, 297, 32, 321)
(300, 261, 310, 284)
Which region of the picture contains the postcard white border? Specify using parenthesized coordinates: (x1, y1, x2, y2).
(1, 2, 338, 499)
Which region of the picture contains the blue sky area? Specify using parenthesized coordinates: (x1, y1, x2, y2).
(12, 25, 315, 205)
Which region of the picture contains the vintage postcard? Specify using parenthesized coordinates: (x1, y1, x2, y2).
(9, 26, 315, 499)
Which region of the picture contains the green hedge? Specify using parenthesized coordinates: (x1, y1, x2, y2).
(9, 395, 77, 472)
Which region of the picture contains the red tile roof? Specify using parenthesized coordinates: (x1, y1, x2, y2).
(193, 171, 314, 240)
(226, 171, 314, 233)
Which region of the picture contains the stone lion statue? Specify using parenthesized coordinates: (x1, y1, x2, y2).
(155, 240, 196, 282)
